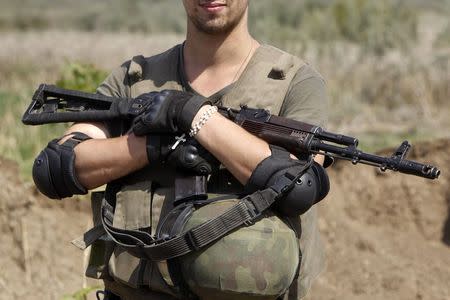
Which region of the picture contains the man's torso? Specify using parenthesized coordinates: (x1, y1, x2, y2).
(94, 43, 328, 300)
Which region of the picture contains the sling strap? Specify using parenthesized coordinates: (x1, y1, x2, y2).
(94, 157, 313, 262)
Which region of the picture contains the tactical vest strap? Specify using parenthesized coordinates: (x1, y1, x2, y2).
(98, 158, 312, 262)
(71, 224, 106, 250)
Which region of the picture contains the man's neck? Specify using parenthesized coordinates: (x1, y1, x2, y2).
(184, 20, 253, 68)
(183, 15, 258, 96)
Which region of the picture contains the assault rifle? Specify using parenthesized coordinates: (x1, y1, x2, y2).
(22, 84, 441, 180)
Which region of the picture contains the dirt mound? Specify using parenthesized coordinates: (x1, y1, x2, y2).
(0, 158, 91, 300)
(0, 139, 449, 300)
(313, 138, 450, 300)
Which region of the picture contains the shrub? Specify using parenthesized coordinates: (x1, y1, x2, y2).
(56, 62, 108, 93)
(330, 0, 418, 55)
(249, 0, 418, 55)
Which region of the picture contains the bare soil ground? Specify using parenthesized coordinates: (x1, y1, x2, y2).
(313, 138, 450, 300)
(0, 139, 449, 300)
(0, 159, 91, 300)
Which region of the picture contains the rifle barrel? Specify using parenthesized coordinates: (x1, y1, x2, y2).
(310, 139, 440, 179)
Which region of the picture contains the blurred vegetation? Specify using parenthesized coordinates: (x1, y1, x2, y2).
(435, 24, 450, 48)
(0, 0, 446, 54)
(56, 63, 108, 92)
(0, 89, 67, 178)
(0, 62, 107, 179)
(61, 286, 100, 300)
(250, 0, 418, 55)
(0, 0, 186, 33)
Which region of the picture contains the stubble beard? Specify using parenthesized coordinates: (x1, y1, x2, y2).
(189, 7, 247, 35)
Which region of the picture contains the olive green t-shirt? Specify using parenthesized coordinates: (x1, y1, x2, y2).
(97, 44, 328, 132)
(97, 44, 328, 299)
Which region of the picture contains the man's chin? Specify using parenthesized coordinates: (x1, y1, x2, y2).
(194, 20, 235, 35)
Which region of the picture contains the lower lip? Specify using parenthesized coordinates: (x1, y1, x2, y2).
(200, 5, 225, 13)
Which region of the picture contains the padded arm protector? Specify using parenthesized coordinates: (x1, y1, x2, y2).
(246, 145, 330, 216)
(32, 132, 92, 199)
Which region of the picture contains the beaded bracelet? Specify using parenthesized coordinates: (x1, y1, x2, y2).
(189, 106, 218, 137)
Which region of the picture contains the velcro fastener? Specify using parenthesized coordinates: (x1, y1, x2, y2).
(269, 53, 295, 80)
(128, 55, 145, 83)
(59, 132, 92, 195)
(178, 94, 211, 133)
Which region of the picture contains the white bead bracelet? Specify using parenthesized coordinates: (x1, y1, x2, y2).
(189, 106, 218, 137)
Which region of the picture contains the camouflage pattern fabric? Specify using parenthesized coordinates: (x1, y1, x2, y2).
(180, 199, 300, 300)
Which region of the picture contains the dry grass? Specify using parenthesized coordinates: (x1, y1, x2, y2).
(288, 12, 450, 149)
(0, 31, 183, 90)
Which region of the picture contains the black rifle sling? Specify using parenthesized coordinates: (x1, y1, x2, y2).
(100, 158, 313, 261)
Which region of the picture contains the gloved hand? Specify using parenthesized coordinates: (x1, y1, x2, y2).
(146, 135, 219, 175)
(167, 138, 220, 175)
(145, 134, 177, 164)
(132, 90, 210, 135)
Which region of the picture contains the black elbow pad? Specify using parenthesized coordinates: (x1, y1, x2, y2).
(273, 162, 330, 216)
(246, 145, 330, 216)
(33, 132, 91, 199)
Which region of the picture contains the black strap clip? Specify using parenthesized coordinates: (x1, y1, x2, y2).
(185, 231, 201, 251)
(242, 197, 262, 226)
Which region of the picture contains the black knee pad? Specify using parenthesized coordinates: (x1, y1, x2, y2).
(33, 132, 91, 199)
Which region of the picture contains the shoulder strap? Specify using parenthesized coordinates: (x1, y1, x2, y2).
(98, 157, 313, 261)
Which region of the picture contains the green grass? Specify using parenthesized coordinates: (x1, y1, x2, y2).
(56, 62, 108, 92)
(62, 286, 101, 300)
(0, 89, 68, 178)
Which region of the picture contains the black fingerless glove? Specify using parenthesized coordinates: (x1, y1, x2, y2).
(132, 90, 210, 135)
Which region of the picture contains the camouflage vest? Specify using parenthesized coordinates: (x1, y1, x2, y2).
(84, 44, 324, 299)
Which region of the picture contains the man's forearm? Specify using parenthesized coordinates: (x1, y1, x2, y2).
(74, 134, 148, 189)
(193, 105, 272, 185)
(193, 105, 325, 185)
